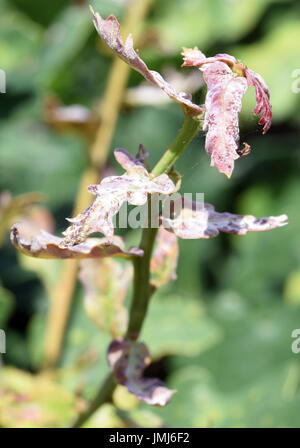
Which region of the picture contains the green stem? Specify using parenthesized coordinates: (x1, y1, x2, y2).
(71, 115, 201, 428)
(71, 373, 116, 428)
(126, 116, 201, 340)
(151, 115, 201, 176)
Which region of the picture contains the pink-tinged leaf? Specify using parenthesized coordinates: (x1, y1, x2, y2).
(61, 148, 176, 246)
(182, 48, 272, 137)
(79, 258, 132, 338)
(162, 198, 288, 239)
(90, 7, 203, 118)
(150, 227, 178, 289)
(182, 47, 236, 68)
(10, 222, 142, 259)
(107, 339, 176, 407)
(202, 61, 248, 177)
(244, 68, 272, 133)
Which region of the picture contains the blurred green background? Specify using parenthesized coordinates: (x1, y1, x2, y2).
(1, 0, 300, 428)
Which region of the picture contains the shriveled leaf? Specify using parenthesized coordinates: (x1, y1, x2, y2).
(107, 339, 176, 407)
(244, 68, 272, 133)
(182, 48, 236, 68)
(79, 258, 132, 337)
(202, 61, 248, 178)
(162, 198, 288, 239)
(11, 222, 142, 259)
(182, 48, 272, 175)
(90, 7, 203, 118)
(61, 148, 176, 246)
(0, 191, 45, 245)
(150, 227, 178, 289)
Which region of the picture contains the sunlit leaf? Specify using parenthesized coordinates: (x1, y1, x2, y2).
(162, 197, 287, 240)
(182, 49, 272, 176)
(61, 147, 176, 246)
(11, 222, 143, 259)
(90, 7, 203, 118)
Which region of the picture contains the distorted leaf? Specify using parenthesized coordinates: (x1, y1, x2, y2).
(0, 191, 44, 245)
(79, 258, 132, 337)
(182, 48, 272, 176)
(90, 7, 203, 118)
(162, 197, 288, 239)
(61, 147, 176, 246)
(107, 339, 176, 406)
(203, 61, 248, 178)
(150, 227, 178, 289)
(244, 68, 272, 133)
(11, 222, 142, 259)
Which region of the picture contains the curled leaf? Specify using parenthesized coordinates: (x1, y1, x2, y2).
(150, 227, 178, 289)
(162, 198, 288, 239)
(10, 222, 142, 259)
(244, 68, 272, 133)
(202, 61, 248, 178)
(182, 48, 272, 175)
(107, 339, 175, 407)
(79, 258, 132, 337)
(61, 148, 176, 246)
(90, 7, 203, 118)
(0, 191, 47, 245)
(182, 48, 236, 68)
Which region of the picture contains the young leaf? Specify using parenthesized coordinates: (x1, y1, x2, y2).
(61, 148, 176, 246)
(150, 227, 179, 289)
(202, 61, 248, 178)
(11, 222, 142, 259)
(182, 48, 272, 132)
(182, 48, 272, 175)
(90, 7, 203, 118)
(107, 339, 176, 407)
(79, 258, 132, 338)
(244, 68, 272, 133)
(162, 198, 288, 239)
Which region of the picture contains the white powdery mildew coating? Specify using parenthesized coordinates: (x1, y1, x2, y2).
(61, 148, 176, 247)
(202, 62, 248, 178)
(162, 200, 288, 239)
